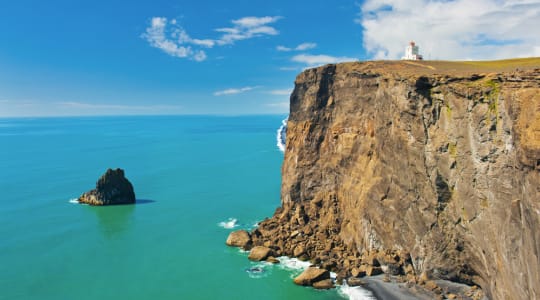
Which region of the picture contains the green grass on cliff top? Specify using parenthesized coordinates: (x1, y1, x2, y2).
(347, 57, 540, 75)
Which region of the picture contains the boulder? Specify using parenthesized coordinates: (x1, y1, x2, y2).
(293, 267, 330, 286)
(366, 266, 383, 276)
(347, 277, 366, 287)
(248, 246, 273, 261)
(266, 256, 280, 264)
(78, 168, 135, 205)
(312, 279, 334, 289)
(351, 267, 366, 278)
(293, 244, 306, 257)
(226, 230, 251, 249)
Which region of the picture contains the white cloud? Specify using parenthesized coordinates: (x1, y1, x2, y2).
(277, 42, 317, 52)
(266, 101, 290, 109)
(213, 86, 259, 96)
(232, 16, 280, 28)
(279, 66, 300, 71)
(0, 100, 184, 117)
(277, 45, 292, 51)
(292, 54, 356, 66)
(269, 89, 293, 95)
(295, 43, 317, 51)
(142, 17, 195, 59)
(215, 16, 281, 45)
(57, 102, 183, 111)
(358, 0, 540, 60)
(143, 16, 281, 60)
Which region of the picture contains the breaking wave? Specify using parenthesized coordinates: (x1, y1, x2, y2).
(338, 283, 376, 300)
(218, 218, 239, 229)
(68, 198, 79, 204)
(276, 117, 287, 152)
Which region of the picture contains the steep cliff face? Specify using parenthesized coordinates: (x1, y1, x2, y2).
(259, 60, 539, 299)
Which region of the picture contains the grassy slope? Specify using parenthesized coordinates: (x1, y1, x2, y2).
(340, 57, 540, 76)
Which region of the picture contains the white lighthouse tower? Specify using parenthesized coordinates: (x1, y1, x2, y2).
(401, 41, 423, 60)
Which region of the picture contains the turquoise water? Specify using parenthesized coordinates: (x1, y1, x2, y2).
(0, 116, 349, 300)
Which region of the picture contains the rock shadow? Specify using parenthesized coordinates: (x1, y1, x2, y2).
(135, 199, 156, 205)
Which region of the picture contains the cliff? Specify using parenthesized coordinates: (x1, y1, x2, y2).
(78, 168, 136, 205)
(255, 59, 540, 299)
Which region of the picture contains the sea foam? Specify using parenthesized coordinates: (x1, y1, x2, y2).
(245, 262, 272, 279)
(218, 218, 238, 229)
(338, 283, 377, 300)
(68, 198, 79, 204)
(276, 256, 311, 271)
(276, 117, 287, 152)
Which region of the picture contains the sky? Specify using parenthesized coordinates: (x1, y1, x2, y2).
(0, 0, 539, 117)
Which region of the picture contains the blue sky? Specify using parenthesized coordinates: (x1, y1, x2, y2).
(0, 0, 538, 117)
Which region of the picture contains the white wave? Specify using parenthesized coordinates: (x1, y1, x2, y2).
(276, 256, 311, 271)
(68, 198, 79, 204)
(219, 218, 238, 229)
(276, 117, 288, 152)
(245, 262, 272, 279)
(338, 283, 376, 300)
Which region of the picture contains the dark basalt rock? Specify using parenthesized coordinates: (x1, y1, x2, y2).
(78, 168, 136, 206)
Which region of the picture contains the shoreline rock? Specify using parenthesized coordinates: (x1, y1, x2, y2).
(293, 267, 330, 286)
(78, 168, 135, 206)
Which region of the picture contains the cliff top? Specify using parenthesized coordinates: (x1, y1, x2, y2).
(324, 57, 540, 77)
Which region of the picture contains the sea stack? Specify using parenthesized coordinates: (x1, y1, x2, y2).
(78, 168, 136, 205)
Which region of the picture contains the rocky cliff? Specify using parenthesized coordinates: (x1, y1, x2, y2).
(254, 59, 539, 299)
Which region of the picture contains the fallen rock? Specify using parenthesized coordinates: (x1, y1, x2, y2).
(266, 256, 280, 264)
(248, 246, 273, 261)
(312, 279, 335, 289)
(347, 277, 366, 287)
(78, 168, 135, 205)
(293, 267, 330, 286)
(226, 230, 252, 249)
(366, 266, 384, 276)
(351, 267, 366, 278)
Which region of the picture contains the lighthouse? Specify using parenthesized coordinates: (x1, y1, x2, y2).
(401, 41, 423, 60)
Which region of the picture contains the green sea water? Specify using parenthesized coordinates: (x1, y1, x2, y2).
(0, 116, 371, 300)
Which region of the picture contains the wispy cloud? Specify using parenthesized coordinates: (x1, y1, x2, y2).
(57, 101, 183, 111)
(279, 66, 300, 71)
(143, 16, 281, 61)
(358, 0, 540, 60)
(213, 86, 259, 96)
(266, 101, 289, 108)
(269, 89, 293, 95)
(216, 16, 281, 45)
(292, 54, 356, 67)
(0, 100, 184, 117)
(142, 17, 199, 60)
(277, 42, 317, 52)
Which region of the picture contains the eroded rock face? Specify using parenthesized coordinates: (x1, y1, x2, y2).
(254, 61, 540, 300)
(78, 168, 136, 205)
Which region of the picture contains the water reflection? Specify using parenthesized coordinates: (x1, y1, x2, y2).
(85, 199, 155, 238)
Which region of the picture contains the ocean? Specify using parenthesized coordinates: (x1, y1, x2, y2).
(0, 115, 374, 300)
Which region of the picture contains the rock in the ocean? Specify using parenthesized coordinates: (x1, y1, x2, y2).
(78, 168, 136, 206)
(226, 230, 252, 249)
(293, 267, 330, 286)
(248, 246, 273, 261)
